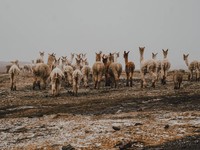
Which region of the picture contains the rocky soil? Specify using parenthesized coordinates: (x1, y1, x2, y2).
(0, 72, 199, 150)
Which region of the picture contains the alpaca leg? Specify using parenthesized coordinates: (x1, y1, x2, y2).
(140, 71, 146, 88)
(126, 73, 129, 86)
(130, 72, 133, 87)
(93, 75, 98, 89)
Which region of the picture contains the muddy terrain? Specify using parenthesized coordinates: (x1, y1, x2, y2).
(0, 72, 199, 150)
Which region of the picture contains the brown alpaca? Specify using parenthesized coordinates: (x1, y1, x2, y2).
(123, 51, 135, 87)
(183, 54, 199, 81)
(47, 53, 56, 71)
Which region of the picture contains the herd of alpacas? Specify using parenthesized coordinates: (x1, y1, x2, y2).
(7, 47, 199, 96)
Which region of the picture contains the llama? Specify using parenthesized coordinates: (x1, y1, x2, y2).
(47, 53, 56, 71)
(139, 47, 157, 88)
(173, 70, 184, 89)
(183, 54, 199, 81)
(36, 51, 45, 63)
(50, 67, 65, 96)
(23, 60, 35, 74)
(9, 60, 21, 91)
(81, 58, 91, 87)
(114, 52, 120, 62)
(123, 51, 135, 87)
(72, 69, 83, 96)
(92, 51, 105, 89)
(160, 49, 171, 85)
(152, 52, 162, 80)
(32, 63, 51, 90)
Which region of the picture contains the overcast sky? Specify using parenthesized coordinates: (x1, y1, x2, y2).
(0, 0, 200, 69)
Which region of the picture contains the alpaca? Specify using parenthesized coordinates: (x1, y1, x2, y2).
(47, 53, 56, 71)
(152, 52, 162, 80)
(23, 60, 35, 74)
(9, 60, 21, 91)
(139, 47, 157, 88)
(36, 51, 45, 63)
(173, 70, 184, 89)
(183, 54, 199, 81)
(72, 69, 83, 96)
(102, 54, 111, 86)
(81, 58, 91, 87)
(92, 51, 105, 89)
(123, 51, 135, 87)
(74, 58, 82, 70)
(108, 62, 122, 88)
(50, 67, 65, 96)
(32, 63, 51, 90)
(161, 49, 171, 85)
(63, 65, 74, 87)
(114, 52, 120, 62)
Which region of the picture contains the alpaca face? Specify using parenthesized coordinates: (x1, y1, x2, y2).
(39, 51, 44, 57)
(152, 53, 158, 59)
(139, 47, 145, 55)
(183, 54, 189, 60)
(162, 49, 169, 58)
(123, 51, 129, 59)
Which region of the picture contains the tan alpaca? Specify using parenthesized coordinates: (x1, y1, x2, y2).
(47, 53, 56, 71)
(183, 54, 199, 81)
(123, 51, 135, 87)
(107, 52, 123, 88)
(92, 51, 105, 89)
(173, 70, 184, 89)
(139, 47, 157, 88)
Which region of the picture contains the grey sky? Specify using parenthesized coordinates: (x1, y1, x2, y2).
(0, 0, 200, 69)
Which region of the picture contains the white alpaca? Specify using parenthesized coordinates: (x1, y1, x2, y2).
(9, 60, 21, 91)
(161, 49, 171, 84)
(139, 47, 157, 88)
(72, 69, 83, 96)
(50, 67, 65, 96)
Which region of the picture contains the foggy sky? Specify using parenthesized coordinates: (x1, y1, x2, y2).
(0, 0, 200, 69)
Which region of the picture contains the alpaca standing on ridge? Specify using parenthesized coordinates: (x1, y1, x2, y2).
(123, 51, 135, 87)
(183, 54, 199, 81)
(139, 47, 157, 88)
(161, 49, 171, 85)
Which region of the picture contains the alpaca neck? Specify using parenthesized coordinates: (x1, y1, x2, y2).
(124, 57, 128, 64)
(184, 59, 189, 67)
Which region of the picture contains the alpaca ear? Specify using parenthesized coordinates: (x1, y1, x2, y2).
(128, 51, 130, 54)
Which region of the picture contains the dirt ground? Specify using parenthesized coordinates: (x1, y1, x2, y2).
(0, 71, 199, 150)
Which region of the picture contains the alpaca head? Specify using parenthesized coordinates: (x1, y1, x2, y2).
(152, 52, 158, 59)
(183, 54, 189, 61)
(109, 53, 114, 62)
(162, 49, 169, 58)
(95, 51, 102, 61)
(39, 51, 44, 57)
(139, 47, 145, 62)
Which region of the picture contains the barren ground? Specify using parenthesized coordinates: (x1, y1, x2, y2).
(0, 72, 199, 150)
